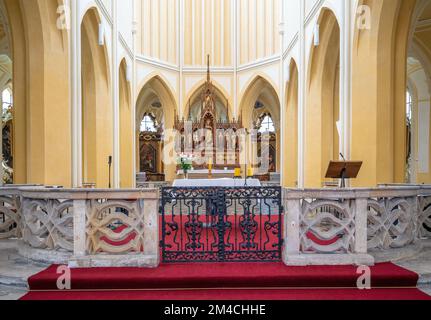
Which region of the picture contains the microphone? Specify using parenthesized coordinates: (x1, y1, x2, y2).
(108, 156, 113, 166)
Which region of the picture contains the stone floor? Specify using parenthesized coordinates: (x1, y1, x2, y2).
(1, 240, 431, 300)
(0, 240, 48, 300)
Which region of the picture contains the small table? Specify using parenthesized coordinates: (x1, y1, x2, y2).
(172, 178, 262, 187)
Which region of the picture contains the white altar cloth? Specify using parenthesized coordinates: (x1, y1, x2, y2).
(172, 178, 261, 187)
(176, 169, 235, 175)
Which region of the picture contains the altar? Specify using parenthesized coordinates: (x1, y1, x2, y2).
(176, 169, 234, 179)
(172, 178, 261, 187)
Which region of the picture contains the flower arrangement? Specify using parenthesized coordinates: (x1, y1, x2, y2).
(177, 154, 194, 177)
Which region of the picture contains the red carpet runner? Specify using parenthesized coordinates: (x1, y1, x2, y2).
(22, 262, 431, 300)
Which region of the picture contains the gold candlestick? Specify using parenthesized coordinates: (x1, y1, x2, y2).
(208, 159, 213, 179)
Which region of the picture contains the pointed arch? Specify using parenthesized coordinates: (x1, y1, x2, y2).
(283, 59, 299, 187)
(3, 0, 71, 186)
(119, 58, 133, 188)
(238, 75, 280, 129)
(136, 75, 178, 182)
(305, 8, 340, 187)
(81, 7, 112, 188)
(352, 0, 417, 186)
(239, 75, 281, 173)
(136, 75, 178, 129)
(183, 79, 233, 120)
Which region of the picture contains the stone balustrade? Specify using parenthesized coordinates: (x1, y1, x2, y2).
(283, 186, 431, 265)
(0, 185, 431, 267)
(0, 187, 21, 240)
(1, 187, 159, 268)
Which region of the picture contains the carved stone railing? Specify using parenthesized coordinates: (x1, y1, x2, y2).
(1, 185, 431, 267)
(418, 186, 431, 240)
(13, 188, 159, 267)
(0, 187, 21, 240)
(283, 188, 373, 266)
(283, 186, 431, 265)
(367, 187, 419, 250)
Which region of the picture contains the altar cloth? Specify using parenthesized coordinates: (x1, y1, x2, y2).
(172, 178, 261, 187)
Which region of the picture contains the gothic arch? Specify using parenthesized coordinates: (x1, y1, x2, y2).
(283, 59, 299, 187)
(305, 8, 340, 187)
(119, 58, 133, 188)
(3, 0, 71, 186)
(136, 75, 178, 129)
(136, 75, 178, 182)
(239, 75, 281, 173)
(183, 79, 232, 120)
(352, 0, 417, 186)
(238, 75, 280, 130)
(81, 7, 112, 188)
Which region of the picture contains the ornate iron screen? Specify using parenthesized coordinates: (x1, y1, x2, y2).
(160, 187, 283, 263)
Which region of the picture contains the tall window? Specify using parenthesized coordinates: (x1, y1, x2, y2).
(2, 88, 12, 112)
(140, 115, 157, 132)
(406, 90, 413, 183)
(406, 90, 413, 123)
(258, 115, 275, 133)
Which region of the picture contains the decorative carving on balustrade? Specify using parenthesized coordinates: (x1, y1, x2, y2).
(21, 198, 74, 251)
(419, 196, 431, 239)
(367, 197, 416, 250)
(86, 200, 145, 255)
(300, 199, 355, 254)
(0, 195, 21, 239)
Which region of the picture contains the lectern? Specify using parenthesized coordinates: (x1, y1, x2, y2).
(325, 161, 362, 188)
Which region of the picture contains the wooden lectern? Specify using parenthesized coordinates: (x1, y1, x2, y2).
(325, 161, 362, 188)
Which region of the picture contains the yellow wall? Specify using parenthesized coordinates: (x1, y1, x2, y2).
(304, 9, 339, 188)
(81, 8, 113, 188)
(283, 61, 298, 187)
(6, 0, 71, 187)
(119, 60, 134, 188)
(351, 0, 415, 187)
(136, 0, 279, 67)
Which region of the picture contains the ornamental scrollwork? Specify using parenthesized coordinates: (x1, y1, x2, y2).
(86, 200, 145, 255)
(300, 199, 355, 254)
(21, 198, 74, 251)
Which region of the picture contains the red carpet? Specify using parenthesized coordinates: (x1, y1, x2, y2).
(21, 262, 431, 300)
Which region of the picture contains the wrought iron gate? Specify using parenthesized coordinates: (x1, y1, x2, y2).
(160, 187, 283, 263)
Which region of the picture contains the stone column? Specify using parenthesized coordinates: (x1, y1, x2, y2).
(72, 200, 87, 258)
(143, 197, 160, 266)
(284, 189, 301, 264)
(354, 197, 368, 254)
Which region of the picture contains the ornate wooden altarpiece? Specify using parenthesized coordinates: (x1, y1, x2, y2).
(139, 130, 165, 182)
(174, 56, 244, 170)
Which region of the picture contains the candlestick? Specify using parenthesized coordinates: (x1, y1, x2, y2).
(247, 167, 253, 178)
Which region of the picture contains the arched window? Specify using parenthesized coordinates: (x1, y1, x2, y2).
(140, 114, 157, 132)
(406, 89, 414, 182)
(2, 88, 12, 111)
(258, 114, 275, 133)
(406, 90, 413, 123)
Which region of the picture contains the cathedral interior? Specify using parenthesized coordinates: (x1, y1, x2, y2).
(0, 0, 429, 189)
